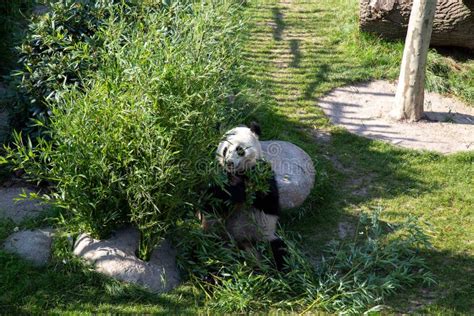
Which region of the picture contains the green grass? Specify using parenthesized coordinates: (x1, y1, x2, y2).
(1, 0, 473, 314)
(0, 252, 200, 314)
(242, 0, 473, 313)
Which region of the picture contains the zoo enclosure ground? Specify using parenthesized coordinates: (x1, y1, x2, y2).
(0, 0, 473, 314)
(244, 0, 473, 313)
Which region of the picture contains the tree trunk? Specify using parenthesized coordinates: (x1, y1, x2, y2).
(392, 0, 437, 122)
(360, 0, 474, 49)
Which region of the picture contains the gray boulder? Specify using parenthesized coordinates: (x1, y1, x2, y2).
(32, 5, 50, 15)
(73, 227, 180, 293)
(261, 141, 315, 209)
(0, 187, 46, 223)
(3, 228, 54, 266)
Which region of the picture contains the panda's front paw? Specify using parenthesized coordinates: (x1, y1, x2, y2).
(228, 174, 243, 185)
(270, 238, 290, 272)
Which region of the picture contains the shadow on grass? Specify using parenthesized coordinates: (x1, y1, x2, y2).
(388, 248, 474, 314)
(247, 1, 439, 198)
(289, 39, 301, 68)
(282, 201, 473, 314)
(432, 46, 473, 62)
(0, 251, 199, 314)
(271, 7, 284, 41)
(329, 130, 439, 196)
(303, 63, 330, 99)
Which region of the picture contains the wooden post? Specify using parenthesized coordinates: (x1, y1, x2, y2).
(392, 0, 437, 122)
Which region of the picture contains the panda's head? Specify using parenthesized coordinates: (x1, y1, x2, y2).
(217, 123, 262, 174)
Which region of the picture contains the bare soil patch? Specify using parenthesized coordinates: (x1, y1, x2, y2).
(318, 80, 474, 154)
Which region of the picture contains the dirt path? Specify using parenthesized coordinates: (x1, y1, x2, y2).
(319, 80, 474, 153)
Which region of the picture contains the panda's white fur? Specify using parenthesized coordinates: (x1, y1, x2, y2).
(217, 126, 263, 174)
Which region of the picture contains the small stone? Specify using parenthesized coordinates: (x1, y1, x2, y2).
(337, 221, 354, 239)
(0, 187, 46, 223)
(74, 227, 180, 293)
(261, 141, 315, 209)
(3, 228, 54, 266)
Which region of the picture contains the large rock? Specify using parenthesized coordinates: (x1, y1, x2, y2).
(0, 187, 46, 223)
(32, 4, 50, 15)
(73, 227, 180, 293)
(3, 228, 54, 266)
(261, 141, 315, 209)
(360, 0, 474, 49)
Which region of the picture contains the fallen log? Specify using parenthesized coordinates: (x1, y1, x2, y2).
(360, 0, 474, 49)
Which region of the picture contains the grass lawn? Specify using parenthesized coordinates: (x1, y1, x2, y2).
(243, 0, 473, 313)
(1, 0, 473, 314)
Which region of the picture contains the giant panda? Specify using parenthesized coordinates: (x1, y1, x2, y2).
(201, 122, 288, 271)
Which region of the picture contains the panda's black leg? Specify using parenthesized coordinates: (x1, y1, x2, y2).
(270, 238, 288, 272)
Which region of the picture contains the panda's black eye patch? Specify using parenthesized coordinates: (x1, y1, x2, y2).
(236, 146, 245, 156)
(223, 147, 228, 157)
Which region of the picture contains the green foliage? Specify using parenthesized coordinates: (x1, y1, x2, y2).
(4, 0, 249, 259)
(10, 0, 142, 131)
(0, 0, 33, 75)
(176, 209, 435, 313)
(243, 159, 273, 206)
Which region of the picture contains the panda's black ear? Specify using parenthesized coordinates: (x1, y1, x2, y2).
(249, 121, 262, 137)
